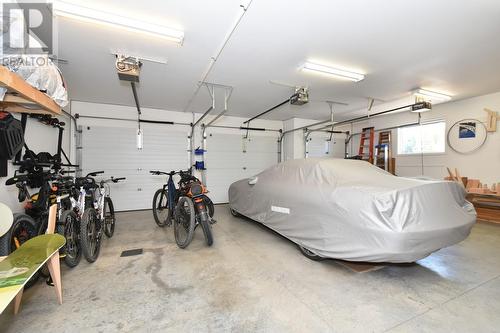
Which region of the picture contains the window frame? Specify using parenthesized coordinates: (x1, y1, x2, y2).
(396, 120, 447, 156)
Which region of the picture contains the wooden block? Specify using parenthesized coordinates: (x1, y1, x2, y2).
(461, 177, 468, 187)
(466, 179, 481, 190)
(484, 108, 498, 132)
(468, 188, 489, 194)
(45, 204, 57, 234)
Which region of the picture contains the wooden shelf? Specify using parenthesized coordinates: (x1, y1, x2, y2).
(467, 193, 500, 224)
(0, 65, 61, 115)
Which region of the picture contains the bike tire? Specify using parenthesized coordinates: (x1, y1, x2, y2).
(199, 213, 214, 246)
(173, 197, 195, 249)
(57, 210, 82, 268)
(0, 214, 38, 256)
(202, 195, 215, 218)
(0, 214, 40, 288)
(80, 208, 101, 263)
(103, 197, 115, 238)
(152, 189, 169, 227)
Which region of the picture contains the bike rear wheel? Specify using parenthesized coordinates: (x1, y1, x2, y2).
(103, 197, 115, 238)
(0, 213, 38, 256)
(174, 197, 195, 249)
(152, 189, 170, 227)
(80, 208, 101, 263)
(57, 210, 81, 268)
(0, 214, 40, 288)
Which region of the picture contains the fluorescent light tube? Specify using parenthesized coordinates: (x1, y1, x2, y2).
(302, 62, 365, 82)
(415, 89, 452, 101)
(53, 1, 184, 44)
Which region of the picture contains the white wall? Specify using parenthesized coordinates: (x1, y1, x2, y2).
(289, 91, 500, 185)
(282, 118, 320, 160)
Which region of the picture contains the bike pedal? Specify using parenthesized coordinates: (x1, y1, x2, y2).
(209, 218, 217, 225)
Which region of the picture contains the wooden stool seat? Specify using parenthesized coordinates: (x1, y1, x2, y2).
(0, 234, 65, 314)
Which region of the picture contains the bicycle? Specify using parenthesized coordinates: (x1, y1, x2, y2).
(80, 174, 125, 262)
(150, 170, 180, 227)
(150, 169, 215, 248)
(52, 170, 83, 268)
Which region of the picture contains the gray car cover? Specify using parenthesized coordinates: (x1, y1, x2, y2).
(228, 158, 476, 263)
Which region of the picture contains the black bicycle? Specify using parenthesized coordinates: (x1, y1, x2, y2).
(150, 170, 179, 227)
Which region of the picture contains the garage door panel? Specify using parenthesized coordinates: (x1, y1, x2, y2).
(243, 152, 277, 169)
(81, 125, 188, 211)
(205, 168, 248, 203)
(207, 134, 243, 152)
(307, 134, 345, 159)
(245, 137, 278, 152)
(206, 132, 278, 204)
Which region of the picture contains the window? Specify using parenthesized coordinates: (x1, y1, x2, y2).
(397, 122, 446, 155)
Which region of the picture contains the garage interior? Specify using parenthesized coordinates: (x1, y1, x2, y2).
(0, 1, 499, 332)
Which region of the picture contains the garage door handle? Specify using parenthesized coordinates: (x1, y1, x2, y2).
(243, 167, 247, 170)
(137, 188, 142, 191)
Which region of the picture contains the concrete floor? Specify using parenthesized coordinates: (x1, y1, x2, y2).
(1, 205, 500, 332)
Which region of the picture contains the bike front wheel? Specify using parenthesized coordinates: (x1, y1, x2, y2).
(103, 197, 115, 238)
(80, 208, 101, 263)
(199, 213, 214, 247)
(152, 189, 170, 227)
(174, 196, 195, 249)
(57, 210, 82, 268)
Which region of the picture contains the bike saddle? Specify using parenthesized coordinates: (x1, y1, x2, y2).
(75, 177, 95, 188)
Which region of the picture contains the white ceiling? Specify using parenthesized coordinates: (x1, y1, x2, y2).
(57, 0, 500, 122)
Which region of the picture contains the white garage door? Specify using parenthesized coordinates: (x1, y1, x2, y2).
(306, 132, 345, 158)
(80, 125, 189, 211)
(205, 131, 278, 203)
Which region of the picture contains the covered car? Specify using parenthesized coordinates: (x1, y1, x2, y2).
(228, 158, 476, 263)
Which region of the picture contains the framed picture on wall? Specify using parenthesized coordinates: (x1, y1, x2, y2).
(458, 122, 476, 139)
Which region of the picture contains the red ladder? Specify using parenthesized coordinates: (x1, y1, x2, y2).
(358, 127, 374, 163)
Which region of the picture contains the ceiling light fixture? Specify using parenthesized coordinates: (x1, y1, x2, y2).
(53, 1, 184, 44)
(302, 62, 365, 82)
(414, 89, 452, 101)
(410, 101, 432, 113)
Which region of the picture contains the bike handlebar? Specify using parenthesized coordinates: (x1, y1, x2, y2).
(150, 170, 176, 176)
(86, 171, 104, 177)
(112, 177, 126, 182)
(150, 169, 191, 176)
